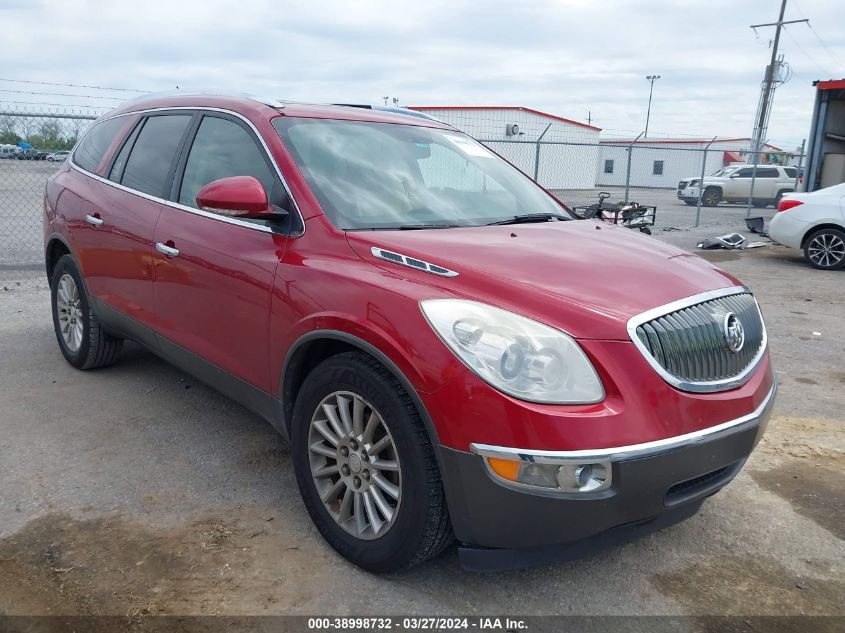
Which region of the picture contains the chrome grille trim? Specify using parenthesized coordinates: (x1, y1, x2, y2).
(627, 286, 767, 393)
(370, 247, 458, 277)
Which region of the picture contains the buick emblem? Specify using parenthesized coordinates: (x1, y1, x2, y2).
(723, 313, 745, 353)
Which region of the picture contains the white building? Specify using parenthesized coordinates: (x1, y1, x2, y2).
(409, 106, 601, 189)
(596, 138, 784, 189)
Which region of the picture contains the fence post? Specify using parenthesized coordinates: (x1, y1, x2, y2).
(794, 139, 805, 191)
(533, 123, 552, 183)
(695, 137, 718, 228)
(624, 131, 644, 203)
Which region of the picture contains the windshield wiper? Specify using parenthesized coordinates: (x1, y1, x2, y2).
(397, 223, 461, 230)
(486, 213, 570, 226)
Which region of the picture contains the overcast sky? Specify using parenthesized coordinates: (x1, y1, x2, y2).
(2, 0, 843, 148)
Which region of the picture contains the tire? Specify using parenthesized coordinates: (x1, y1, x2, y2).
(803, 228, 845, 271)
(639, 227, 652, 235)
(683, 200, 696, 206)
(50, 254, 123, 369)
(291, 351, 453, 572)
(701, 187, 721, 207)
(752, 200, 768, 208)
(775, 189, 791, 206)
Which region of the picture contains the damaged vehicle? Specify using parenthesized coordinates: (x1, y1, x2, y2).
(44, 94, 776, 572)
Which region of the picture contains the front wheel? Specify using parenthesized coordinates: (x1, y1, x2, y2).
(50, 254, 123, 369)
(291, 351, 453, 572)
(701, 187, 721, 207)
(804, 228, 845, 270)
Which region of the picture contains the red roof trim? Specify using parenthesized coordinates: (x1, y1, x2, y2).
(408, 105, 601, 131)
(816, 79, 845, 91)
(600, 137, 782, 151)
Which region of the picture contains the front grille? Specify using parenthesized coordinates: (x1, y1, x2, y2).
(632, 292, 766, 391)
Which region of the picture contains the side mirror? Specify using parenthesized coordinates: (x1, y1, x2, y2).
(196, 176, 273, 219)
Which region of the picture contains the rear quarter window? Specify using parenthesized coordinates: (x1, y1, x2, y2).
(72, 116, 127, 173)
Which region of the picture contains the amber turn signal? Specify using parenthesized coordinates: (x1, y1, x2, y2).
(486, 457, 520, 481)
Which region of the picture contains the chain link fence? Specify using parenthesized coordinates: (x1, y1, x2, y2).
(1, 104, 101, 282)
(0, 103, 806, 283)
(480, 137, 805, 233)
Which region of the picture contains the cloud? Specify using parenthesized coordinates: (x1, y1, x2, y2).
(1, 0, 842, 147)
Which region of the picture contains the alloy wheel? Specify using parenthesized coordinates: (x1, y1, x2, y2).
(56, 273, 84, 352)
(807, 233, 845, 268)
(308, 391, 402, 540)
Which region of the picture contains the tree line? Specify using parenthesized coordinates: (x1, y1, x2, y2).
(0, 116, 82, 150)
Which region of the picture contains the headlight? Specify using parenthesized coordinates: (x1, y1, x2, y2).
(420, 299, 604, 404)
(689, 179, 700, 187)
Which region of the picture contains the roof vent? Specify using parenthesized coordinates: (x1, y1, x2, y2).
(370, 247, 458, 277)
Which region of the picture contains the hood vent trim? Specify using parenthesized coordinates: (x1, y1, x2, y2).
(370, 247, 458, 277)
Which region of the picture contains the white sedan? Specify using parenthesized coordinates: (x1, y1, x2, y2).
(769, 182, 845, 270)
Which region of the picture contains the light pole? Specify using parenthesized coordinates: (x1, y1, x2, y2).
(644, 74, 660, 138)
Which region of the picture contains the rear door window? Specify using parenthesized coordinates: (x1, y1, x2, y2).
(72, 116, 127, 173)
(756, 168, 779, 178)
(120, 115, 192, 197)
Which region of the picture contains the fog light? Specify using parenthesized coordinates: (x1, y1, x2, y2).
(557, 462, 610, 492)
(485, 457, 611, 493)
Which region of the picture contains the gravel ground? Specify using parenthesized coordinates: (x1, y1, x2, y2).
(0, 221, 842, 622)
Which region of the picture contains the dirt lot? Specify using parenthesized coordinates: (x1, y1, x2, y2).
(0, 226, 842, 623)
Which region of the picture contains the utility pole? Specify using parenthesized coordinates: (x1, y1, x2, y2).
(644, 75, 660, 138)
(748, 0, 807, 163)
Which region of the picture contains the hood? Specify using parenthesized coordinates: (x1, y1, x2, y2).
(346, 221, 740, 340)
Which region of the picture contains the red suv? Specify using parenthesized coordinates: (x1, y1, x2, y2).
(44, 94, 776, 572)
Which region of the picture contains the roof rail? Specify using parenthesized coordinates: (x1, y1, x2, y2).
(120, 91, 286, 108)
(330, 103, 441, 122)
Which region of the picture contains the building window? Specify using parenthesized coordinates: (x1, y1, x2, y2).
(604, 159, 614, 174)
(653, 160, 664, 176)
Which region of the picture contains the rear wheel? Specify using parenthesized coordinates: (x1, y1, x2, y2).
(683, 200, 696, 206)
(804, 228, 845, 270)
(775, 189, 791, 206)
(701, 187, 721, 207)
(291, 351, 453, 572)
(50, 254, 123, 369)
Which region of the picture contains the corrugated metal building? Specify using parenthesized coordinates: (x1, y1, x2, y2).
(409, 106, 601, 189)
(596, 138, 783, 189)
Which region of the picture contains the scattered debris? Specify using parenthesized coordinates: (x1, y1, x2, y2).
(745, 216, 768, 236)
(697, 232, 768, 250)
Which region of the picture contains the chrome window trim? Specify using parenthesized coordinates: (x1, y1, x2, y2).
(371, 247, 459, 277)
(625, 285, 768, 393)
(471, 379, 776, 465)
(68, 106, 304, 237)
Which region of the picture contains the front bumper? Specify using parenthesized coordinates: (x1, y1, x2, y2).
(438, 380, 776, 571)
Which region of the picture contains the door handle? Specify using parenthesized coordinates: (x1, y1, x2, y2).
(85, 214, 104, 228)
(155, 242, 180, 258)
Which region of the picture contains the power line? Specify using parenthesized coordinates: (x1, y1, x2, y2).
(0, 77, 149, 94)
(0, 99, 109, 110)
(805, 22, 845, 73)
(782, 24, 832, 76)
(0, 88, 127, 101)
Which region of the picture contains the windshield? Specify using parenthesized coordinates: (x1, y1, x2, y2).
(711, 166, 738, 177)
(272, 118, 570, 230)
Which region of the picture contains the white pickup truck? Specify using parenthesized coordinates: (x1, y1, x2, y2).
(677, 165, 799, 208)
